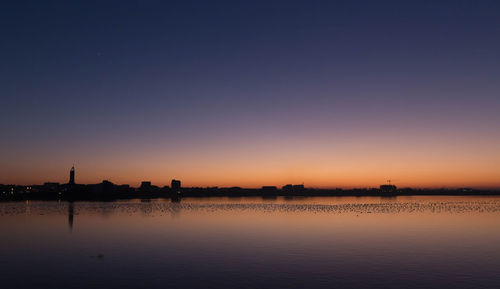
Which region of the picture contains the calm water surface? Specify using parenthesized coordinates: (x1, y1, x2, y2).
(1, 196, 499, 289)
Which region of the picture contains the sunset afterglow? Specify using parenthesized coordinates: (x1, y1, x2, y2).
(1, 1, 499, 188)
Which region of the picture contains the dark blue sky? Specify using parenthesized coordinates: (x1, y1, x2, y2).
(1, 0, 500, 187)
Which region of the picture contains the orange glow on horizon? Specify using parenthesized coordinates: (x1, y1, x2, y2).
(2, 129, 499, 189)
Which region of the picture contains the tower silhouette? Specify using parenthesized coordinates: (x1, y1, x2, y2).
(69, 166, 75, 185)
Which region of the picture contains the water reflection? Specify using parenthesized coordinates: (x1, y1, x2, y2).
(2, 196, 500, 218)
(68, 201, 74, 231)
(0, 196, 500, 289)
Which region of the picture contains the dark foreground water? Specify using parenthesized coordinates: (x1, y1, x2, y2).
(1, 196, 500, 289)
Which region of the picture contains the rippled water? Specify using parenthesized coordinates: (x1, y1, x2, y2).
(1, 196, 499, 289)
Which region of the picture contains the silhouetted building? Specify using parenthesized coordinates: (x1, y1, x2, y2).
(380, 184, 397, 193)
(93, 180, 115, 193)
(262, 186, 278, 193)
(282, 184, 304, 193)
(116, 184, 131, 194)
(171, 179, 181, 193)
(140, 181, 152, 193)
(69, 166, 75, 185)
(43, 182, 60, 193)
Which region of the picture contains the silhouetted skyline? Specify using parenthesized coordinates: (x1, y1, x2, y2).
(1, 1, 500, 188)
(1, 159, 500, 190)
(1, 166, 498, 197)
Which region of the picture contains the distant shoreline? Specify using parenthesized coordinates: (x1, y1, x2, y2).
(2, 188, 500, 202)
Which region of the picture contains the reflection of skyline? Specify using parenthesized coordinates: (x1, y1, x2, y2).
(2, 197, 500, 224)
(2, 197, 500, 289)
(54, 197, 500, 215)
(68, 202, 74, 231)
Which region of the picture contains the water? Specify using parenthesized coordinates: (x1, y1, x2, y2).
(1, 196, 499, 289)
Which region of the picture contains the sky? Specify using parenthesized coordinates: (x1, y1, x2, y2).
(1, 0, 500, 188)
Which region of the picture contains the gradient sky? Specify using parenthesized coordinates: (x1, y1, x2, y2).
(1, 0, 500, 188)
